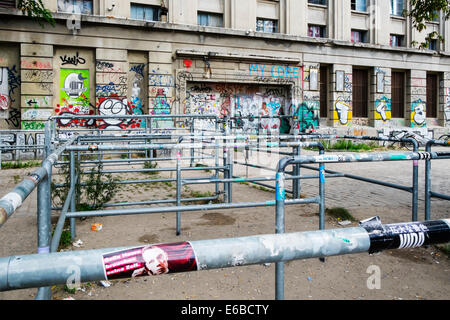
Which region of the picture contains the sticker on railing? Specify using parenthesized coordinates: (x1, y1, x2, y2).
(102, 241, 198, 280)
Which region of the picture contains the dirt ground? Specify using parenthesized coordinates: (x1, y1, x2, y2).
(0, 147, 449, 300)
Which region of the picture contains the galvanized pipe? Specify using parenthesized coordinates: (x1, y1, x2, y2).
(0, 218, 448, 294)
(425, 139, 450, 220)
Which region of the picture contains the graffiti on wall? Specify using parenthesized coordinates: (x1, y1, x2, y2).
(96, 95, 143, 129)
(334, 100, 352, 126)
(151, 88, 173, 129)
(185, 83, 286, 134)
(0, 131, 44, 161)
(375, 96, 392, 122)
(295, 100, 319, 131)
(129, 63, 146, 126)
(444, 88, 450, 125)
(411, 99, 426, 127)
(56, 68, 94, 127)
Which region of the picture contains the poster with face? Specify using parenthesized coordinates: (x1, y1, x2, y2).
(102, 242, 198, 280)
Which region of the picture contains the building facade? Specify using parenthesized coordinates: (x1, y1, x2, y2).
(0, 0, 449, 139)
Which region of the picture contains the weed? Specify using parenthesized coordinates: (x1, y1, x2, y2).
(325, 207, 356, 221)
(1, 160, 41, 169)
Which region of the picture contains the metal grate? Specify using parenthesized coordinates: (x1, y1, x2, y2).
(352, 69, 368, 118)
(391, 71, 405, 118)
(0, 0, 16, 8)
(426, 73, 438, 118)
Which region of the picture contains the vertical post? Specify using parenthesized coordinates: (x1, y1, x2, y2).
(215, 121, 219, 198)
(319, 148, 325, 230)
(223, 145, 229, 203)
(411, 140, 419, 222)
(424, 142, 432, 220)
(70, 150, 76, 240)
(275, 170, 286, 300)
(176, 151, 182, 236)
(36, 161, 52, 300)
(190, 120, 195, 168)
(292, 146, 301, 199)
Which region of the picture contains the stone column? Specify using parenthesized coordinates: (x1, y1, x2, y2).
(20, 43, 54, 130)
(148, 42, 174, 129)
(407, 70, 427, 128)
(440, 71, 450, 128)
(330, 64, 352, 129)
(370, 67, 392, 128)
(95, 48, 129, 129)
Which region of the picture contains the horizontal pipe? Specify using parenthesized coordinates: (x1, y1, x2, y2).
(429, 191, 450, 201)
(300, 164, 412, 193)
(1, 218, 448, 291)
(65, 198, 319, 219)
(0, 136, 77, 227)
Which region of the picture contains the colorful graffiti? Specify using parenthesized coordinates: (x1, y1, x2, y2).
(96, 95, 143, 129)
(151, 88, 172, 129)
(295, 101, 319, 131)
(375, 96, 391, 122)
(411, 99, 426, 127)
(57, 69, 93, 127)
(334, 100, 352, 126)
(0, 131, 45, 160)
(186, 83, 286, 133)
(0, 67, 10, 111)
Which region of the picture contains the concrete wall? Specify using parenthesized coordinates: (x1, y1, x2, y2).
(0, 1, 449, 139)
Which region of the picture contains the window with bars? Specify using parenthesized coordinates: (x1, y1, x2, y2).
(352, 69, 368, 118)
(320, 66, 328, 118)
(390, 34, 404, 47)
(0, 0, 16, 9)
(391, 71, 405, 118)
(308, 0, 327, 5)
(308, 25, 326, 38)
(198, 11, 223, 27)
(390, 0, 404, 16)
(351, 30, 368, 43)
(426, 73, 438, 118)
(57, 0, 93, 15)
(351, 0, 367, 12)
(256, 18, 278, 33)
(130, 3, 161, 21)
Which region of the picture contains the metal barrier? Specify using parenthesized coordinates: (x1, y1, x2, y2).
(0, 217, 448, 294)
(0, 115, 449, 300)
(425, 139, 450, 220)
(273, 149, 450, 300)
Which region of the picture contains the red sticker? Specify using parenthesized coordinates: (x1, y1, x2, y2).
(102, 242, 197, 280)
(183, 59, 192, 69)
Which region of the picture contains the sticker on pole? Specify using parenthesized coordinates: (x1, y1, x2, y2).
(102, 242, 198, 280)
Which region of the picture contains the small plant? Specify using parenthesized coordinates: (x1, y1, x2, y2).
(1, 160, 41, 169)
(143, 161, 159, 175)
(325, 207, 356, 221)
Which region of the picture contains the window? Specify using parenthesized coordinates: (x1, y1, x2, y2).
(58, 0, 93, 14)
(428, 39, 438, 51)
(256, 18, 278, 33)
(390, 0, 404, 16)
(131, 3, 161, 21)
(198, 11, 223, 27)
(351, 0, 366, 12)
(426, 73, 438, 118)
(391, 71, 405, 118)
(308, 0, 327, 5)
(390, 34, 404, 47)
(351, 30, 368, 43)
(0, 0, 16, 9)
(308, 25, 326, 38)
(352, 69, 368, 117)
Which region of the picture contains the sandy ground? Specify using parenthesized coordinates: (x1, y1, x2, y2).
(0, 146, 449, 300)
